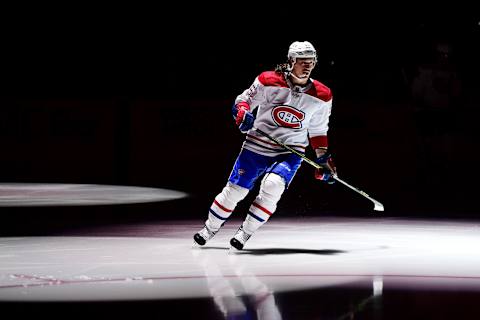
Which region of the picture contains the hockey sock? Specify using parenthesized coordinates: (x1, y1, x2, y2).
(242, 173, 285, 235)
(206, 182, 249, 231)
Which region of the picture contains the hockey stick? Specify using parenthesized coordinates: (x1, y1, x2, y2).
(253, 128, 384, 212)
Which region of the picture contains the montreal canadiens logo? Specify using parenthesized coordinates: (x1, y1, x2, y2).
(272, 106, 305, 129)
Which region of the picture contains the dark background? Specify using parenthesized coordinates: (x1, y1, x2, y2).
(1, 16, 479, 228)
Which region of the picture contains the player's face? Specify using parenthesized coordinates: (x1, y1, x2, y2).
(292, 58, 316, 80)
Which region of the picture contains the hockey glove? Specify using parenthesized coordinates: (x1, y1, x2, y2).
(315, 152, 336, 184)
(232, 102, 255, 133)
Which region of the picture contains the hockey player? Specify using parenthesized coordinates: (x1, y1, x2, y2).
(193, 41, 336, 250)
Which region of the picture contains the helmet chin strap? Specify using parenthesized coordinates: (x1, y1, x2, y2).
(289, 72, 308, 82)
(287, 59, 309, 84)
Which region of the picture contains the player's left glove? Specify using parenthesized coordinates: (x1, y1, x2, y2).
(232, 102, 255, 133)
(315, 152, 336, 184)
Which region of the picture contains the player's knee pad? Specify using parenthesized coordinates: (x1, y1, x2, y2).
(259, 173, 285, 204)
(216, 182, 249, 208)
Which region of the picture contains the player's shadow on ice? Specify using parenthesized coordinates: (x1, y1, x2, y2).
(201, 247, 345, 255)
(241, 248, 346, 255)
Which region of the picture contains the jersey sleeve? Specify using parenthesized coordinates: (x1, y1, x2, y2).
(234, 76, 266, 112)
(308, 98, 333, 149)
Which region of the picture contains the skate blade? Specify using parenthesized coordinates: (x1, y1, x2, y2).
(192, 241, 203, 249)
(228, 246, 241, 255)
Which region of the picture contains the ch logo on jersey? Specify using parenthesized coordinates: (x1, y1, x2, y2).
(272, 106, 305, 129)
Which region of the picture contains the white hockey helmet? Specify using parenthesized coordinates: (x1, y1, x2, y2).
(288, 41, 317, 63)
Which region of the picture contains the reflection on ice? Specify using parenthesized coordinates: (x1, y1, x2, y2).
(192, 248, 282, 319)
(373, 276, 383, 297)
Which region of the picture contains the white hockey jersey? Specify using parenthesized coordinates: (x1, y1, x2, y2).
(235, 71, 332, 157)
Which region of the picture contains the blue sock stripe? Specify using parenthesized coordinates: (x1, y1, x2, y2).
(248, 211, 265, 222)
(209, 208, 228, 220)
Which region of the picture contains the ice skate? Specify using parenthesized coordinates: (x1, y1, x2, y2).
(229, 226, 252, 251)
(193, 225, 217, 247)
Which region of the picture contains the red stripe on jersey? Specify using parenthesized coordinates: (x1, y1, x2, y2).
(252, 202, 273, 216)
(214, 200, 233, 213)
(309, 135, 328, 149)
(247, 134, 306, 149)
(247, 134, 282, 148)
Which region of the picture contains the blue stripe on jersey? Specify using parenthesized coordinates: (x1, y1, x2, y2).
(209, 208, 228, 220)
(245, 139, 286, 152)
(245, 139, 305, 155)
(248, 211, 265, 222)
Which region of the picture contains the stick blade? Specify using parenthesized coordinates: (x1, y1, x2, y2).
(374, 201, 384, 212)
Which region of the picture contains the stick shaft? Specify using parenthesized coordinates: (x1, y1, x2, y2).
(254, 128, 384, 211)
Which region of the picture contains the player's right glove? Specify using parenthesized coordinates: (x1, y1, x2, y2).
(232, 101, 255, 133)
(315, 152, 336, 184)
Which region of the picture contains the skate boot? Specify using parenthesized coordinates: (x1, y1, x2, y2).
(193, 225, 217, 246)
(229, 226, 252, 250)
